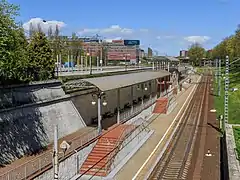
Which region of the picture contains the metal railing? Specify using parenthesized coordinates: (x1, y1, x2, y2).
(0, 96, 157, 180)
(120, 96, 157, 122)
(0, 129, 98, 180)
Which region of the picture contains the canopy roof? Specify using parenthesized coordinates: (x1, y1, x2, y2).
(82, 70, 170, 91)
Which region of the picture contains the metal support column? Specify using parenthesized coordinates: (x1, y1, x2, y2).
(77, 55, 80, 71)
(224, 56, 229, 125)
(71, 54, 73, 72)
(85, 56, 88, 71)
(59, 53, 62, 74)
(97, 56, 99, 71)
(117, 89, 120, 124)
(97, 96, 102, 134)
(53, 125, 58, 180)
(164, 76, 166, 96)
(80, 56, 83, 72)
(159, 78, 161, 97)
(56, 54, 59, 77)
(149, 81, 153, 112)
(141, 84, 144, 106)
(67, 52, 70, 72)
(131, 86, 134, 114)
(215, 59, 218, 81)
(218, 59, 221, 96)
(90, 56, 92, 75)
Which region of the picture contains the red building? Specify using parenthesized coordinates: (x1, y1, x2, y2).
(106, 40, 139, 64)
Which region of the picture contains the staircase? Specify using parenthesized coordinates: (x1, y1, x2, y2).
(80, 124, 134, 177)
(153, 97, 168, 114)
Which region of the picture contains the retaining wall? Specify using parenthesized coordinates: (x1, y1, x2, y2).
(34, 142, 96, 180)
(0, 81, 86, 164)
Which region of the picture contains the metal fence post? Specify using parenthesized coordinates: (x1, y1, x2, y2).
(25, 165, 27, 180)
(39, 158, 41, 171)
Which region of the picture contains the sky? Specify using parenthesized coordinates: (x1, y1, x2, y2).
(9, 0, 240, 56)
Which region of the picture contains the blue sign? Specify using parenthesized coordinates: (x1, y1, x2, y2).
(124, 40, 140, 46)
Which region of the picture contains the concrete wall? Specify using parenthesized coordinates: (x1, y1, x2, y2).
(0, 81, 64, 108)
(0, 82, 86, 164)
(34, 142, 96, 180)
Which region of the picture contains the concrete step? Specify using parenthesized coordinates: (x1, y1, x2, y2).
(80, 169, 108, 177)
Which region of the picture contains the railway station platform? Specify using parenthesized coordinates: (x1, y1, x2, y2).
(115, 74, 201, 179)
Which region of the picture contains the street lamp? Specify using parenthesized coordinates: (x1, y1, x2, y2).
(91, 92, 107, 134)
(124, 54, 130, 70)
(144, 87, 148, 91)
(87, 52, 93, 75)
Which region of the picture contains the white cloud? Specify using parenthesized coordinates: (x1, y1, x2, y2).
(23, 18, 66, 33)
(184, 36, 210, 44)
(79, 25, 134, 35)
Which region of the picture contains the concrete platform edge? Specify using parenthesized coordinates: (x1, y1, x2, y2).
(226, 124, 240, 180)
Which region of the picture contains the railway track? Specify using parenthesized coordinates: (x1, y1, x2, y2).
(148, 74, 209, 180)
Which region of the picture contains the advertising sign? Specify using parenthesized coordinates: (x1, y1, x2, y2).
(124, 40, 140, 46)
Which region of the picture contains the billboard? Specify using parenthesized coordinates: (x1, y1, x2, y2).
(124, 40, 140, 46)
(112, 40, 124, 44)
(80, 38, 99, 43)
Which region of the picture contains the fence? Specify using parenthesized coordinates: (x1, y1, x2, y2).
(0, 96, 157, 180)
(0, 129, 98, 180)
(120, 95, 157, 122)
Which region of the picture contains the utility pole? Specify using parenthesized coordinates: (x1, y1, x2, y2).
(71, 54, 74, 72)
(218, 59, 221, 96)
(53, 125, 59, 180)
(224, 56, 229, 125)
(67, 51, 70, 72)
(56, 54, 59, 77)
(215, 59, 218, 81)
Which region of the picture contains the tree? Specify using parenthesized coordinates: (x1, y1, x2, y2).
(0, 0, 30, 84)
(187, 43, 206, 66)
(27, 31, 55, 80)
(212, 25, 240, 61)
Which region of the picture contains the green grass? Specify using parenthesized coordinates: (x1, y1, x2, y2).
(233, 126, 240, 159)
(213, 71, 240, 124)
(213, 68, 240, 158)
(196, 67, 205, 73)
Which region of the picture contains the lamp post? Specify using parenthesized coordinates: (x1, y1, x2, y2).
(124, 54, 130, 71)
(91, 92, 107, 134)
(53, 125, 58, 180)
(87, 51, 93, 75)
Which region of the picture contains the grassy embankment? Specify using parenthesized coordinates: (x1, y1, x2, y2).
(213, 67, 240, 158)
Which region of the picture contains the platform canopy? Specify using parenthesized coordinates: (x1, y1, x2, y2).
(81, 70, 170, 92)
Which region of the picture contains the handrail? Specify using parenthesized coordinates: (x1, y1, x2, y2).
(0, 95, 157, 180)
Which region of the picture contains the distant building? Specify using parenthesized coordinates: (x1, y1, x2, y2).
(180, 50, 188, 57)
(148, 47, 153, 58)
(105, 39, 140, 64)
(139, 49, 145, 58)
(53, 36, 141, 64)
